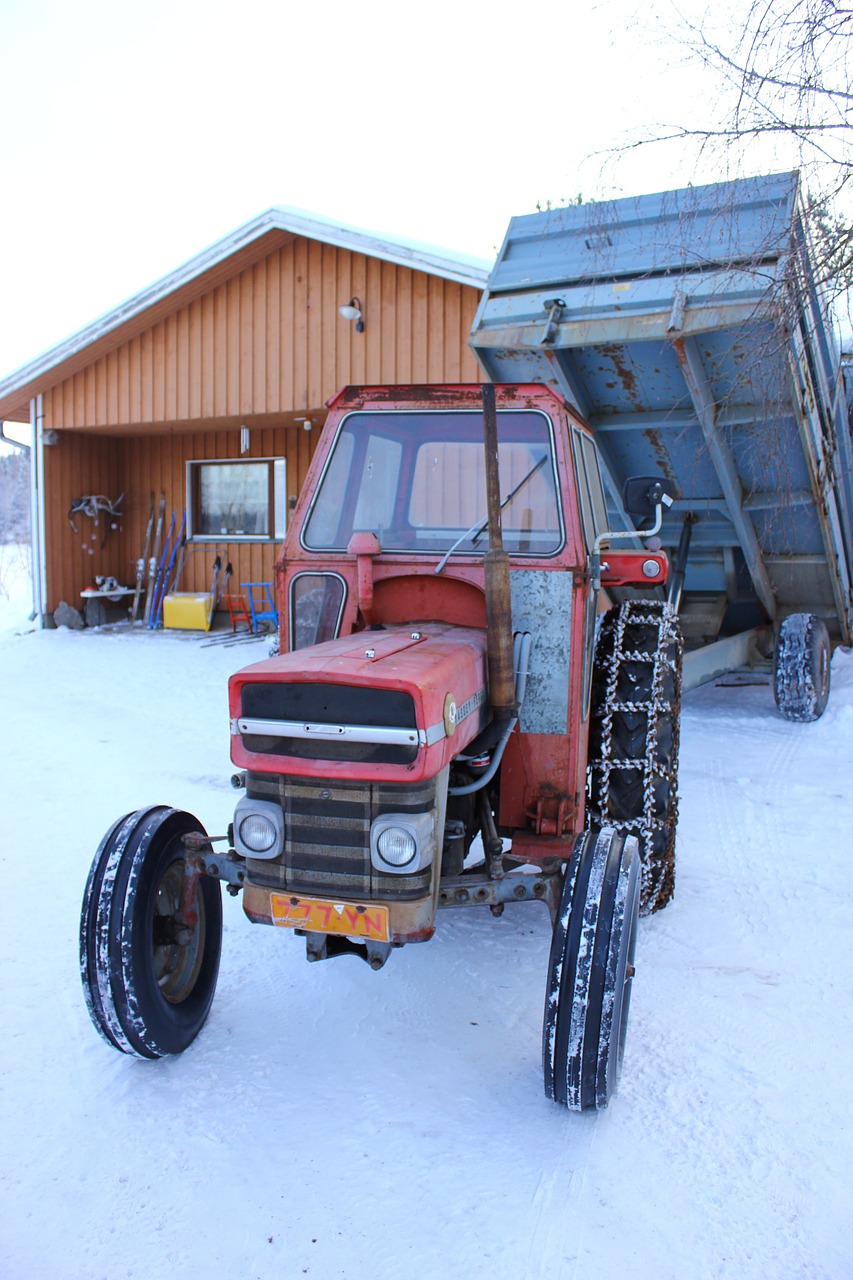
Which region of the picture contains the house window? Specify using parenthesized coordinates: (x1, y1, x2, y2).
(187, 458, 287, 540)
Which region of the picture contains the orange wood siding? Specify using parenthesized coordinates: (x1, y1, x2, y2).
(36, 235, 485, 612)
(113, 425, 322, 607)
(41, 242, 484, 433)
(41, 425, 325, 614)
(43, 434, 124, 608)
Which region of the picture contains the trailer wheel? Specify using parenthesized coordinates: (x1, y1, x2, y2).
(80, 806, 222, 1058)
(587, 600, 683, 914)
(543, 827, 640, 1110)
(773, 613, 831, 723)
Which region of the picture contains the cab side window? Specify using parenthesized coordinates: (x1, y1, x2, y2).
(571, 429, 609, 550)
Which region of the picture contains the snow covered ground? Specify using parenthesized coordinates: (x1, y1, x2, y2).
(1, 558, 851, 1280)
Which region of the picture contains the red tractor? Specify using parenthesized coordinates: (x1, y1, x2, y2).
(80, 384, 682, 1110)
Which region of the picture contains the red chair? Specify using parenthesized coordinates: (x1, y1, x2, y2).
(223, 594, 251, 633)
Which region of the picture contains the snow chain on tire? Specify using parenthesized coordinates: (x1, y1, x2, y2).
(586, 600, 683, 915)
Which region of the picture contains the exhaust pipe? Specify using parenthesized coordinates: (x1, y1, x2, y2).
(481, 384, 518, 721)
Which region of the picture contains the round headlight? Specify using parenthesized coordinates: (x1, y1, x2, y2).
(377, 826, 417, 867)
(239, 812, 277, 853)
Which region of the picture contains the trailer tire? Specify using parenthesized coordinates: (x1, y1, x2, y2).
(587, 600, 683, 914)
(543, 827, 640, 1110)
(80, 806, 222, 1058)
(773, 613, 831, 722)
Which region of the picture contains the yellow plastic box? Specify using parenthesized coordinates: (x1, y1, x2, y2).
(163, 592, 213, 631)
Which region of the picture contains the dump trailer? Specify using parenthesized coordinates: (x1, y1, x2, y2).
(469, 171, 853, 719)
(81, 382, 683, 1111)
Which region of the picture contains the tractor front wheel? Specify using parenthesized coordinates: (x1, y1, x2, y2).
(542, 827, 640, 1111)
(80, 806, 222, 1058)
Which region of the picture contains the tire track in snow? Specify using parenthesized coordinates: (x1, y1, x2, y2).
(521, 1113, 599, 1279)
(753, 717, 804, 926)
(649, 697, 817, 1273)
(696, 705, 801, 946)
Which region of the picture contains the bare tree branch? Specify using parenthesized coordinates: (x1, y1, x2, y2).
(613, 0, 853, 306)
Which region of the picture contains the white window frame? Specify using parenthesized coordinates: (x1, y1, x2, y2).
(186, 457, 287, 542)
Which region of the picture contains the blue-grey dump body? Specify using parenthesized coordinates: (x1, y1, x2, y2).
(470, 172, 853, 647)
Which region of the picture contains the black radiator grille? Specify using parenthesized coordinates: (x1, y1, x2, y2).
(246, 772, 436, 900)
(240, 682, 418, 765)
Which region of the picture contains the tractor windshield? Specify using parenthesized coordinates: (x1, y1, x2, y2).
(303, 409, 563, 556)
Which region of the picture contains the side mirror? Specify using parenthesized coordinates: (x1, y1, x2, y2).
(591, 475, 674, 574)
(623, 475, 674, 517)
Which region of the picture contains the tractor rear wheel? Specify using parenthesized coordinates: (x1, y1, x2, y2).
(587, 600, 683, 914)
(773, 613, 831, 722)
(543, 827, 641, 1110)
(80, 806, 222, 1058)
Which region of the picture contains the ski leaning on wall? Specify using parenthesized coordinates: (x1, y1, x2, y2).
(207, 556, 222, 629)
(149, 510, 187, 629)
(142, 492, 166, 627)
(147, 510, 175, 630)
(131, 493, 155, 624)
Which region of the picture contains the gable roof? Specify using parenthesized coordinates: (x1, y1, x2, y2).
(0, 206, 491, 419)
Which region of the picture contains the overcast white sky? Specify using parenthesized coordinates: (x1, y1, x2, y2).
(0, 0, 822, 381)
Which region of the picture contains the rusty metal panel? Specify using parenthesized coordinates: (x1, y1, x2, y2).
(510, 570, 573, 734)
(481, 172, 798, 293)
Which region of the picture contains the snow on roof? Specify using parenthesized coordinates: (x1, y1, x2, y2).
(0, 206, 492, 403)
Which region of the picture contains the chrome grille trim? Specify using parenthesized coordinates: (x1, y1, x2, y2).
(236, 717, 423, 746)
(234, 717, 447, 748)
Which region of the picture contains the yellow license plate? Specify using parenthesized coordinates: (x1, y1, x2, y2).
(270, 893, 390, 942)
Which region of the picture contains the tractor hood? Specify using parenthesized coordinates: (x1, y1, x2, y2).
(229, 624, 490, 782)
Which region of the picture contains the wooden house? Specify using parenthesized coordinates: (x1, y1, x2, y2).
(0, 208, 488, 623)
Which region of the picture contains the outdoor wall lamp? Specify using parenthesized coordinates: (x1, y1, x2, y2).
(339, 297, 364, 332)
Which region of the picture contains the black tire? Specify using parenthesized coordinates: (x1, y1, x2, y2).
(587, 600, 683, 915)
(80, 806, 222, 1058)
(543, 827, 640, 1111)
(773, 613, 831, 722)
